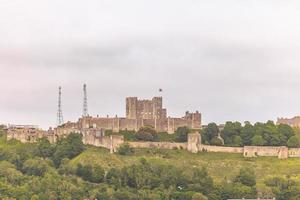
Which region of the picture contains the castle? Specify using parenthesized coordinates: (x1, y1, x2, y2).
(277, 116, 300, 127)
(79, 97, 201, 133)
(6, 96, 300, 159)
(6, 96, 201, 149)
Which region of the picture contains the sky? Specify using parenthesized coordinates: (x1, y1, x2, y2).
(1, 0, 300, 129)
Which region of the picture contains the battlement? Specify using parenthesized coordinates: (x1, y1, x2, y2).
(126, 96, 166, 120)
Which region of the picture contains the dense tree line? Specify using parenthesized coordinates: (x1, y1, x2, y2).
(105, 126, 188, 143)
(202, 121, 299, 147)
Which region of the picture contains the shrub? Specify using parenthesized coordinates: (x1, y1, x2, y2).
(210, 137, 223, 146)
(287, 136, 300, 148)
(175, 127, 190, 142)
(136, 126, 157, 141)
(117, 143, 134, 155)
(76, 164, 105, 183)
(234, 167, 256, 187)
(22, 158, 50, 176)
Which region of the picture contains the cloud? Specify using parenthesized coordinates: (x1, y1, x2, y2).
(1, 0, 300, 128)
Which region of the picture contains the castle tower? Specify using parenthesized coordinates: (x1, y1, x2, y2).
(126, 97, 138, 119)
(152, 97, 163, 119)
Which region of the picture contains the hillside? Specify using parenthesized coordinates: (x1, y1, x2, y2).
(71, 146, 300, 186)
(1, 129, 300, 199)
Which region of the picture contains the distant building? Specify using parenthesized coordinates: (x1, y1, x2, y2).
(6, 124, 51, 143)
(277, 116, 300, 127)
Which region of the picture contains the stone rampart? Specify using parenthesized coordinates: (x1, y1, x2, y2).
(200, 145, 244, 154)
(244, 146, 289, 159)
(6, 128, 300, 159)
(128, 141, 187, 150)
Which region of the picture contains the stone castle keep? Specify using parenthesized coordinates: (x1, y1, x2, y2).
(79, 97, 201, 133)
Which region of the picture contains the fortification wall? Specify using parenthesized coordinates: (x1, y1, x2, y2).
(288, 148, 300, 157)
(83, 132, 124, 153)
(128, 141, 187, 150)
(7, 128, 48, 143)
(119, 118, 137, 130)
(200, 145, 244, 153)
(244, 146, 289, 159)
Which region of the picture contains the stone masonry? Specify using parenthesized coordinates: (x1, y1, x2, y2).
(79, 96, 201, 133)
(277, 116, 300, 127)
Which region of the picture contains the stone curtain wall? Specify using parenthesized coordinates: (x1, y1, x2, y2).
(200, 145, 244, 154)
(7, 129, 300, 159)
(128, 142, 187, 150)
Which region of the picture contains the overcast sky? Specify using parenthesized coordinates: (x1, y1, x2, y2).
(1, 0, 300, 128)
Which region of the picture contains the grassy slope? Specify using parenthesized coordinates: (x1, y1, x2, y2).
(70, 146, 300, 190)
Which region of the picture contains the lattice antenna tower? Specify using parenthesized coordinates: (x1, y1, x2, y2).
(83, 84, 88, 117)
(57, 86, 64, 126)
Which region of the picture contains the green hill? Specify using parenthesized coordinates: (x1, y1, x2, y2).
(71, 146, 300, 186)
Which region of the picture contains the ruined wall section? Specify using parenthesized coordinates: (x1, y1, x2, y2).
(200, 145, 244, 154)
(7, 128, 48, 143)
(128, 141, 187, 150)
(244, 146, 289, 159)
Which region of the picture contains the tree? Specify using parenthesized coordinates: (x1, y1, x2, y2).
(136, 126, 157, 141)
(234, 167, 256, 187)
(221, 122, 242, 146)
(202, 123, 219, 144)
(117, 143, 135, 155)
(22, 158, 49, 176)
(232, 135, 242, 147)
(287, 136, 300, 148)
(251, 135, 266, 146)
(240, 123, 255, 146)
(210, 137, 223, 146)
(175, 126, 190, 142)
(37, 137, 54, 159)
(91, 165, 105, 183)
(278, 124, 295, 143)
(76, 163, 93, 181)
(52, 133, 85, 167)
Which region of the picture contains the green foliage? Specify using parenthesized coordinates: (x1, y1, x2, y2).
(156, 132, 175, 142)
(105, 129, 138, 141)
(202, 123, 219, 144)
(175, 126, 190, 142)
(287, 136, 300, 147)
(234, 167, 256, 187)
(210, 137, 223, 146)
(36, 137, 54, 158)
(0, 126, 5, 137)
(76, 163, 105, 183)
(265, 176, 300, 200)
(218, 121, 295, 147)
(251, 135, 266, 146)
(22, 158, 50, 176)
(221, 122, 242, 146)
(52, 133, 85, 167)
(135, 126, 157, 141)
(192, 193, 208, 200)
(117, 143, 135, 155)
